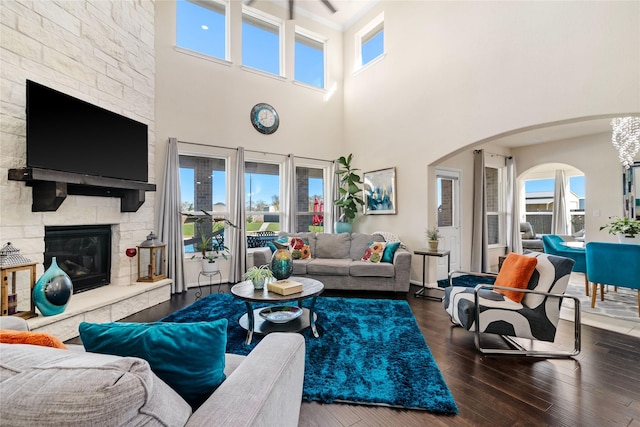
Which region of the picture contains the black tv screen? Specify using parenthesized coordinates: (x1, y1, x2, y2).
(26, 80, 148, 182)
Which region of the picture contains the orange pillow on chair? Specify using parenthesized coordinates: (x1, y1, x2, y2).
(0, 329, 67, 349)
(494, 253, 538, 303)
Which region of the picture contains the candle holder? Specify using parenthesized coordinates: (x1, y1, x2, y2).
(137, 232, 166, 282)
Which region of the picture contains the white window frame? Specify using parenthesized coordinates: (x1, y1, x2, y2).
(176, 0, 230, 62)
(294, 26, 327, 89)
(244, 156, 285, 232)
(178, 147, 232, 257)
(241, 6, 284, 77)
(354, 12, 385, 73)
(293, 159, 331, 233)
(485, 156, 507, 248)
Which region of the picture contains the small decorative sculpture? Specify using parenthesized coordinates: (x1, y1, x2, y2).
(33, 257, 73, 316)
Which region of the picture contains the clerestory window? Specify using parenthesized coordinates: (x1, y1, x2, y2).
(295, 29, 325, 89)
(355, 13, 384, 71)
(242, 10, 282, 76)
(176, 0, 228, 60)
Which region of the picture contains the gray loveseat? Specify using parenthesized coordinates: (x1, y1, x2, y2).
(252, 232, 411, 293)
(0, 317, 305, 427)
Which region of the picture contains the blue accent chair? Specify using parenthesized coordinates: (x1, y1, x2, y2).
(542, 234, 589, 296)
(585, 242, 640, 316)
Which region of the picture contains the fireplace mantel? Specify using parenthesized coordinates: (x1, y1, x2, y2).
(8, 168, 156, 212)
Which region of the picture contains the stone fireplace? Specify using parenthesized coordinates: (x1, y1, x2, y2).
(44, 225, 112, 294)
(0, 0, 171, 340)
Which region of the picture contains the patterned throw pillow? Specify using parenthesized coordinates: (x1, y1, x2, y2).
(361, 241, 387, 263)
(289, 237, 311, 259)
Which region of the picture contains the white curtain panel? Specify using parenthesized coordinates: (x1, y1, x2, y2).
(552, 169, 569, 235)
(158, 137, 186, 294)
(506, 157, 523, 253)
(471, 150, 488, 272)
(283, 154, 296, 232)
(327, 160, 338, 233)
(229, 147, 247, 283)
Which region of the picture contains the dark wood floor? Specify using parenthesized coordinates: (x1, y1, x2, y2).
(99, 284, 640, 427)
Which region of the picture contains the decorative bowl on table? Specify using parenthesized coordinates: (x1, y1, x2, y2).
(259, 306, 303, 323)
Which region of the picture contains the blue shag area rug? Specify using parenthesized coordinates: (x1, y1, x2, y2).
(161, 293, 458, 414)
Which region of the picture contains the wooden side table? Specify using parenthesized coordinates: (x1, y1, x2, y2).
(414, 249, 450, 301)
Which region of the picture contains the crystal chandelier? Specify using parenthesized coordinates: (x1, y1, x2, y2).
(611, 117, 640, 169)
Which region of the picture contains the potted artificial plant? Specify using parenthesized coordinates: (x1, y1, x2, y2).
(243, 264, 274, 290)
(425, 225, 442, 252)
(600, 216, 640, 243)
(184, 210, 238, 273)
(333, 153, 364, 233)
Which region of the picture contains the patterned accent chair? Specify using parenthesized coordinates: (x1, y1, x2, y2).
(443, 252, 581, 357)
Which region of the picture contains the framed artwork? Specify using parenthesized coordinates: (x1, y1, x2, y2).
(363, 167, 396, 215)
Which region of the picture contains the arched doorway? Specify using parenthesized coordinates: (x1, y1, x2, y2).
(519, 163, 585, 239)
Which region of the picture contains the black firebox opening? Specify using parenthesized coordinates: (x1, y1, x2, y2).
(44, 225, 111, 293)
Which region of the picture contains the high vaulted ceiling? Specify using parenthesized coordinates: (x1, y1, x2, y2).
(269, 1, 632, 149)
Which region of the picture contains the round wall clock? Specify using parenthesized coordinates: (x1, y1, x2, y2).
(250, 103, 279, 134)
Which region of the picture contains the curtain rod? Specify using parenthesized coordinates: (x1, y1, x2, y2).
(176, 139, 332, 163)
(475, 149, 512, 159)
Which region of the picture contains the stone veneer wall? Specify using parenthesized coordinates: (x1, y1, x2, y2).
(0, 0, 156, 289)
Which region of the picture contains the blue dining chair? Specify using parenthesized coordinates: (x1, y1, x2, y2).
(542, 235, 589, 296)
(585, 242, 640, 316)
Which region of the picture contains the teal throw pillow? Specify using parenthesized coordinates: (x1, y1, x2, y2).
(382, 241, 401, 263)
(79, 320, 228, 409)
(267, 237, 289, 253)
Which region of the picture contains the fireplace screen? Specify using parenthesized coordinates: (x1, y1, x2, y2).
(44, 225, 111, 293)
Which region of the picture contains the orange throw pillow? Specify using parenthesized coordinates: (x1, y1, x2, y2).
(494, 253, 537, 303)
(0, 329, 67, 349)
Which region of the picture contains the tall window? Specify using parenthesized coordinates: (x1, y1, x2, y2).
(295, 30, 325, 89)
(355, 13, 384, 70)
(242, 11, 282, 75)
(179, 155, 228, 255)
(485, 166, 504, 246)
(176, 0, 227, 60)
(245, 161, 281, 233)
(295, 166, 325, 232)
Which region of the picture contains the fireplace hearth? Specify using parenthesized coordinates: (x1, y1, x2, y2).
(44, 225, 111, 293)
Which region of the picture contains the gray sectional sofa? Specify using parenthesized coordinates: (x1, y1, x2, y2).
(0, 317, 305, 427)
(252, 232, 411, 293)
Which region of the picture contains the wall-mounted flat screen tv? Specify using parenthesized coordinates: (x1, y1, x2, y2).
(26, 80, 148, 182)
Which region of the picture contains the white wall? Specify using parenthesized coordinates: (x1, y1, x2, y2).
(154, 0, 345, 173)
(513, 132, 622, 244)
(342, 1, 639, 276)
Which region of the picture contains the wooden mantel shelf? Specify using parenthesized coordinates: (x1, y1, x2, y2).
(8, 168, 156, 212)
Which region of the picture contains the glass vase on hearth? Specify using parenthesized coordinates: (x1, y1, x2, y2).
(270, 241, 293, 280)
(33, 257, 73, 316)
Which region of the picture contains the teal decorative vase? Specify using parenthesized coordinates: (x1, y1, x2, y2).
(334, 222, 352, 234)
(270, 242, 293, 280)
(33, 257, 73, 316)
